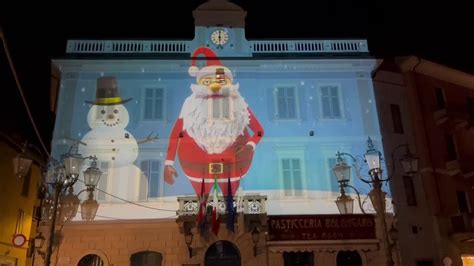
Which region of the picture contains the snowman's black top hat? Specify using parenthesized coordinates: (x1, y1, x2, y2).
(85, 76, 132, 105)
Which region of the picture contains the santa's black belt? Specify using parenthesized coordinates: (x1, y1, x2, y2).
(180, 160, 250, 174)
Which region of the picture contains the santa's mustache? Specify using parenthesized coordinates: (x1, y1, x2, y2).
(190, 83, 240, 97)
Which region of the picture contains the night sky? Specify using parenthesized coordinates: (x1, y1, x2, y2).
(1, 0, 472, 152)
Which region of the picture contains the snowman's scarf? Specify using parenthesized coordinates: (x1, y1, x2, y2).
(180, 83, 250, 154)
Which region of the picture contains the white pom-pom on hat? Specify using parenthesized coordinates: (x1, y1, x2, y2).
(188, 66, 199, 77)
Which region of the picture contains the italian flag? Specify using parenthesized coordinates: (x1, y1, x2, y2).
(211, 178, 220, 236)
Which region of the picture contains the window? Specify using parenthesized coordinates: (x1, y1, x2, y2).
(390, 104, 404, 134)
(403, 176, 417, 206)
(144, 88, 164, 120)
(21, 168, 32, 197)
(96, 162, 109, 201)
(457, 190, 470, 213)
(140, 160, 162, 199)
(275, 86, 299, 119)
(320, 85, 342, 119)
(210, 88, 232, 120)
(283, 252, 314, 266)
(131, 251, 162, 266)
(78, 254, 104, 266)
(445, 134, 457, 161)
(282, 158, 303, 197)
(435, 87, 446, 110)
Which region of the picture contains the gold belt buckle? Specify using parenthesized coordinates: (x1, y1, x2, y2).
(209, 163, 224, 174)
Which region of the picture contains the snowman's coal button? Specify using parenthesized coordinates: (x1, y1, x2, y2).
(112, 157, 115, 160)
(111, 139, 114, 143)
(112, 148, 116, 151)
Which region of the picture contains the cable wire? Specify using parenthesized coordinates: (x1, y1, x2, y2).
(0, 29, 50, 157)
(76, 179, 176, 212)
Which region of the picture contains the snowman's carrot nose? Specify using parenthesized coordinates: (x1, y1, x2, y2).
(108, 114, 115, 119)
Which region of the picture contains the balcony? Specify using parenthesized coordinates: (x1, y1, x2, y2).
(444, 157, 474, 177)
(176, 194, 268, 237)
(433, 106, 470, 134)
(177, 194, 267, 216)
(450, 213, 474, 242)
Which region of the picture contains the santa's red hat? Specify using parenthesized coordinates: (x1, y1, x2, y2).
(189, 47, 233, 81)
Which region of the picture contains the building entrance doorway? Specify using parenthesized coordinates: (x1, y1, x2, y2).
(205, 240, 241, 266)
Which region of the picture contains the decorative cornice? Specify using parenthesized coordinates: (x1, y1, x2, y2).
(396, 56, 474, 90)
(268, 239, 380, 253)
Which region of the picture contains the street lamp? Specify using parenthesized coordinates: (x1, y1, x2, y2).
(28, 232, 46, 265)
(40, 144, 102, 266)
(333, 137, 419, 266)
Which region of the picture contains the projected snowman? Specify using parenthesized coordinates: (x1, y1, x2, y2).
(78, 76, 157, 201)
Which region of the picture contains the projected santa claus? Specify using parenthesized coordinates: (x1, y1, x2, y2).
(164, 47, 264, 197)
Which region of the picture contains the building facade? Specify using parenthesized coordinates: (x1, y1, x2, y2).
(0, 32, 45, 266)
(373, 57, 474, 266)
(38, 1, 399, 265)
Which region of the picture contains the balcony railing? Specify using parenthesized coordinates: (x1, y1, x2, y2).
(177, 194, 267, 216)
(66, 39, 368, 55)
(66, 40, 191, 53)
(250, 39, 368, 53)
(433, 106, 470, 134)
(444, 156, 474, 177)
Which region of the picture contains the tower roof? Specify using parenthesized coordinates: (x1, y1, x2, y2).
(193, 0, 246, 28)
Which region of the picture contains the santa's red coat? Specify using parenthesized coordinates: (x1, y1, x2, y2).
(165, 108, 263, 180)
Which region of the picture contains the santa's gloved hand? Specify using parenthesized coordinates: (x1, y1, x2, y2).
(164, 165, 178, 185)
(235, 144, 253, 161)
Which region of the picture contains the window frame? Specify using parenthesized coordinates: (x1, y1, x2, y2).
(208, 87, 234, 121)
(275, 147, 307, 198)
(142, 87, 166, 121)
(390, 103, 404, 134)
(95, 161, 110, 202)
(317, 83, 344, 120)
(139, 159, 164, 201)
(273, 85, 301, 121)
(403, 175, 417, 206)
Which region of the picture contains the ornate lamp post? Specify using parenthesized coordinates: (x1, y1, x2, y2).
(42, 145, 102, 266)
(333, 137, 419, 266)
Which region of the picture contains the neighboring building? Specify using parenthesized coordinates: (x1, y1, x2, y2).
(39, 1, 397, 266)
(0, 32, 44, 266)
(373, 56, 474, 266)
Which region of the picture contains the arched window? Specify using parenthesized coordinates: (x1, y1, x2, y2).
(78, 254, 104, 266)
(205, 240, 241, 266)
(336, 250, 362, 266)
(130, 251, 162, 266)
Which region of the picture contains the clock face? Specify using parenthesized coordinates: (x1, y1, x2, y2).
(211, 30, 229, 45)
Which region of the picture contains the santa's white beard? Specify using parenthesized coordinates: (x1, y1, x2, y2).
(180, 83, 250, 154)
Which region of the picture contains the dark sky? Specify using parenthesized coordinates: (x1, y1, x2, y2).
(1, 0, 472, 151)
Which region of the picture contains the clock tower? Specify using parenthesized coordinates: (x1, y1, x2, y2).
(192, 0, 251, 56)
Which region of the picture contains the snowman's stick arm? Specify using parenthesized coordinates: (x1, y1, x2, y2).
(61, 136, 87, 146)
(137, 132, 159, 145)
